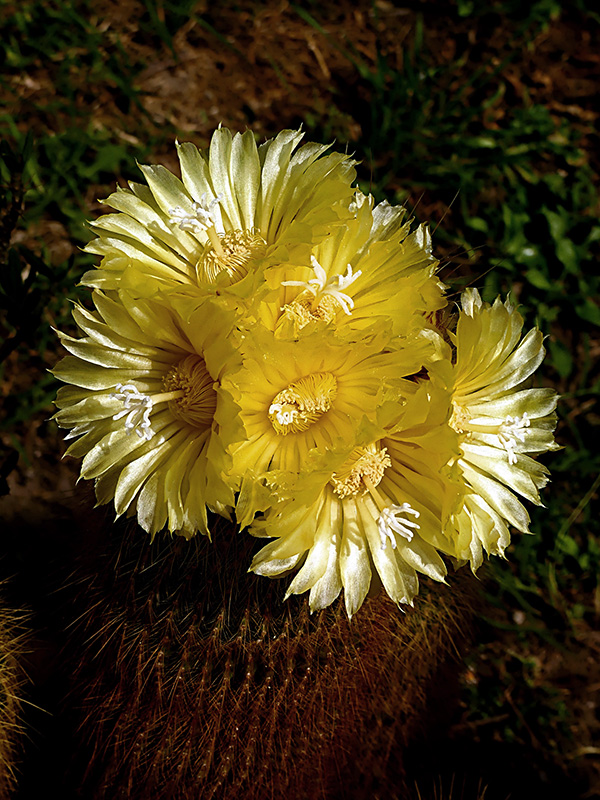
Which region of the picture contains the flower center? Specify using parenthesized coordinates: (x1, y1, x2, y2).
(449, 403, 470, 434)
(198, 228, 267, 284)
(280, 294, 341, 329)
(163, 354, 217, 428)
(268, 372, 337, 435)
(279, 256, 361, 331)
(331, 444, 391, 499)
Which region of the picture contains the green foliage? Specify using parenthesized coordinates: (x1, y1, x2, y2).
(1, 0, 145, 116)
(0, 1, 176, 249)
(16, 126, 147, 243)
(141, 0, 203, 50)
(0, 137, 88, 433)
(455, 0, 562, 26)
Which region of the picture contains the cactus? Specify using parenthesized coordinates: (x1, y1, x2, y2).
(63, 518, 477, 800)
(0, 590, 26, 799)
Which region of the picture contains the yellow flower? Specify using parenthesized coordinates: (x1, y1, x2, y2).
(248, 377, 460, 617)
(254, 191, 446, 339)
(53, 290, 242, 537)
(82, 128, 356, 297)
(223, 324, 438, 529)
(52, 122, 561, 620)
(445, 289, 559, 569)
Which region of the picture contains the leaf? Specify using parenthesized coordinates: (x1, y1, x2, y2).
(466, 216, 488, 233)
(556, 238, 578, 274)
(548, 339, 572, 379)
(542, 206, 566, 240)
(524, 268, 552, 290)
(575, 299, 600, 327)
(558, 534, 579, 558)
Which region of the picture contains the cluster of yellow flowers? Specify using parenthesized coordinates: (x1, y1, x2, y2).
(53, 128, 559, 617)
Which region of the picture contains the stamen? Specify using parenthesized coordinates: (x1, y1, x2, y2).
(378, 504, 420, 549)
(198, 228, 267, 283)
(110, 383, 154, 440)
(169, 193, 223, 234)
(163, 354, 218, 428)
(498, 412, 530, 465)
(449, 403, 470, 434)
(282, 256, 362, 317)
(331, 445, 391, 499)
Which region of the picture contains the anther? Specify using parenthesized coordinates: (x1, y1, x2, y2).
(331, 445, 391, 499)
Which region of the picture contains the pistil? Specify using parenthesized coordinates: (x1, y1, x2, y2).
(110, 384, 185, 440)
(169, 193, 225, 258)
(451, 404, 531, 465)
(281, 256, 362, 324)
(498, 412, 530, 464)
(268, 372, 337, 435)
(111, 355, 218, 438)
(377, 504, 421, 549)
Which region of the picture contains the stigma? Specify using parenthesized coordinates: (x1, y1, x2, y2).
(169, 193, 223, 233)
(110, 384, 154, 440)
(377, 504, 421, 549)
(498, 412, 530, 464)
(268, 372, 337, 435)
(451, 404, 532, 465)
(281, 256, 362, 325)
(110, 356, 216, 439)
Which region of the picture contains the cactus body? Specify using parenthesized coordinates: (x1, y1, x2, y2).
(64, 521, 476, 799)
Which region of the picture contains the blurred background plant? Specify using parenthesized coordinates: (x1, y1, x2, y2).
(0, 0, 598, 797)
